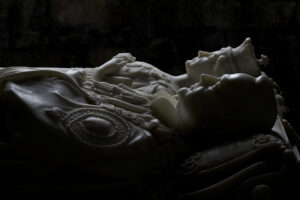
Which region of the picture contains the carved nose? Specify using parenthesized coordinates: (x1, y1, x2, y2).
(199, 74, 220, 86)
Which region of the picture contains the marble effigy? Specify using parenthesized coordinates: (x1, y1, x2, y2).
(0, 38, 299, 199)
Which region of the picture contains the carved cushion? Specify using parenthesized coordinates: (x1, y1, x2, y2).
(176, 120, 300, 200)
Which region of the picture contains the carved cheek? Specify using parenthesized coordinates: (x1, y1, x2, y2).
(187, 89, 209, 110)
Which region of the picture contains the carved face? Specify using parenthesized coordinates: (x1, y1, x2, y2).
(176, 73, 277, 135)
(185, 38, 261, 82)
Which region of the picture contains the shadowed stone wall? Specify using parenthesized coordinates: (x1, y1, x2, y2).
(0, 0, 299, 131)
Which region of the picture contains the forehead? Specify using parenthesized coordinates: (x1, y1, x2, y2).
(218, 74, 256, 89)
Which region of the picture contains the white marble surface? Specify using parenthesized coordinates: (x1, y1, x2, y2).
(0, 37, 296, 180)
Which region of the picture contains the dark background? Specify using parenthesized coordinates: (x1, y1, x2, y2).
(0, 0, 299, 132)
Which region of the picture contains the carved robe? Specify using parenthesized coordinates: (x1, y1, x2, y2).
(0, 67, 185, 181)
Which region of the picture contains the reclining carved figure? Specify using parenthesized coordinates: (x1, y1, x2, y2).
(0, 38, 298, 199)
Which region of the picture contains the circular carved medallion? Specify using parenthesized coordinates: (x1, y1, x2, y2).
(63, 108, 130, 149)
